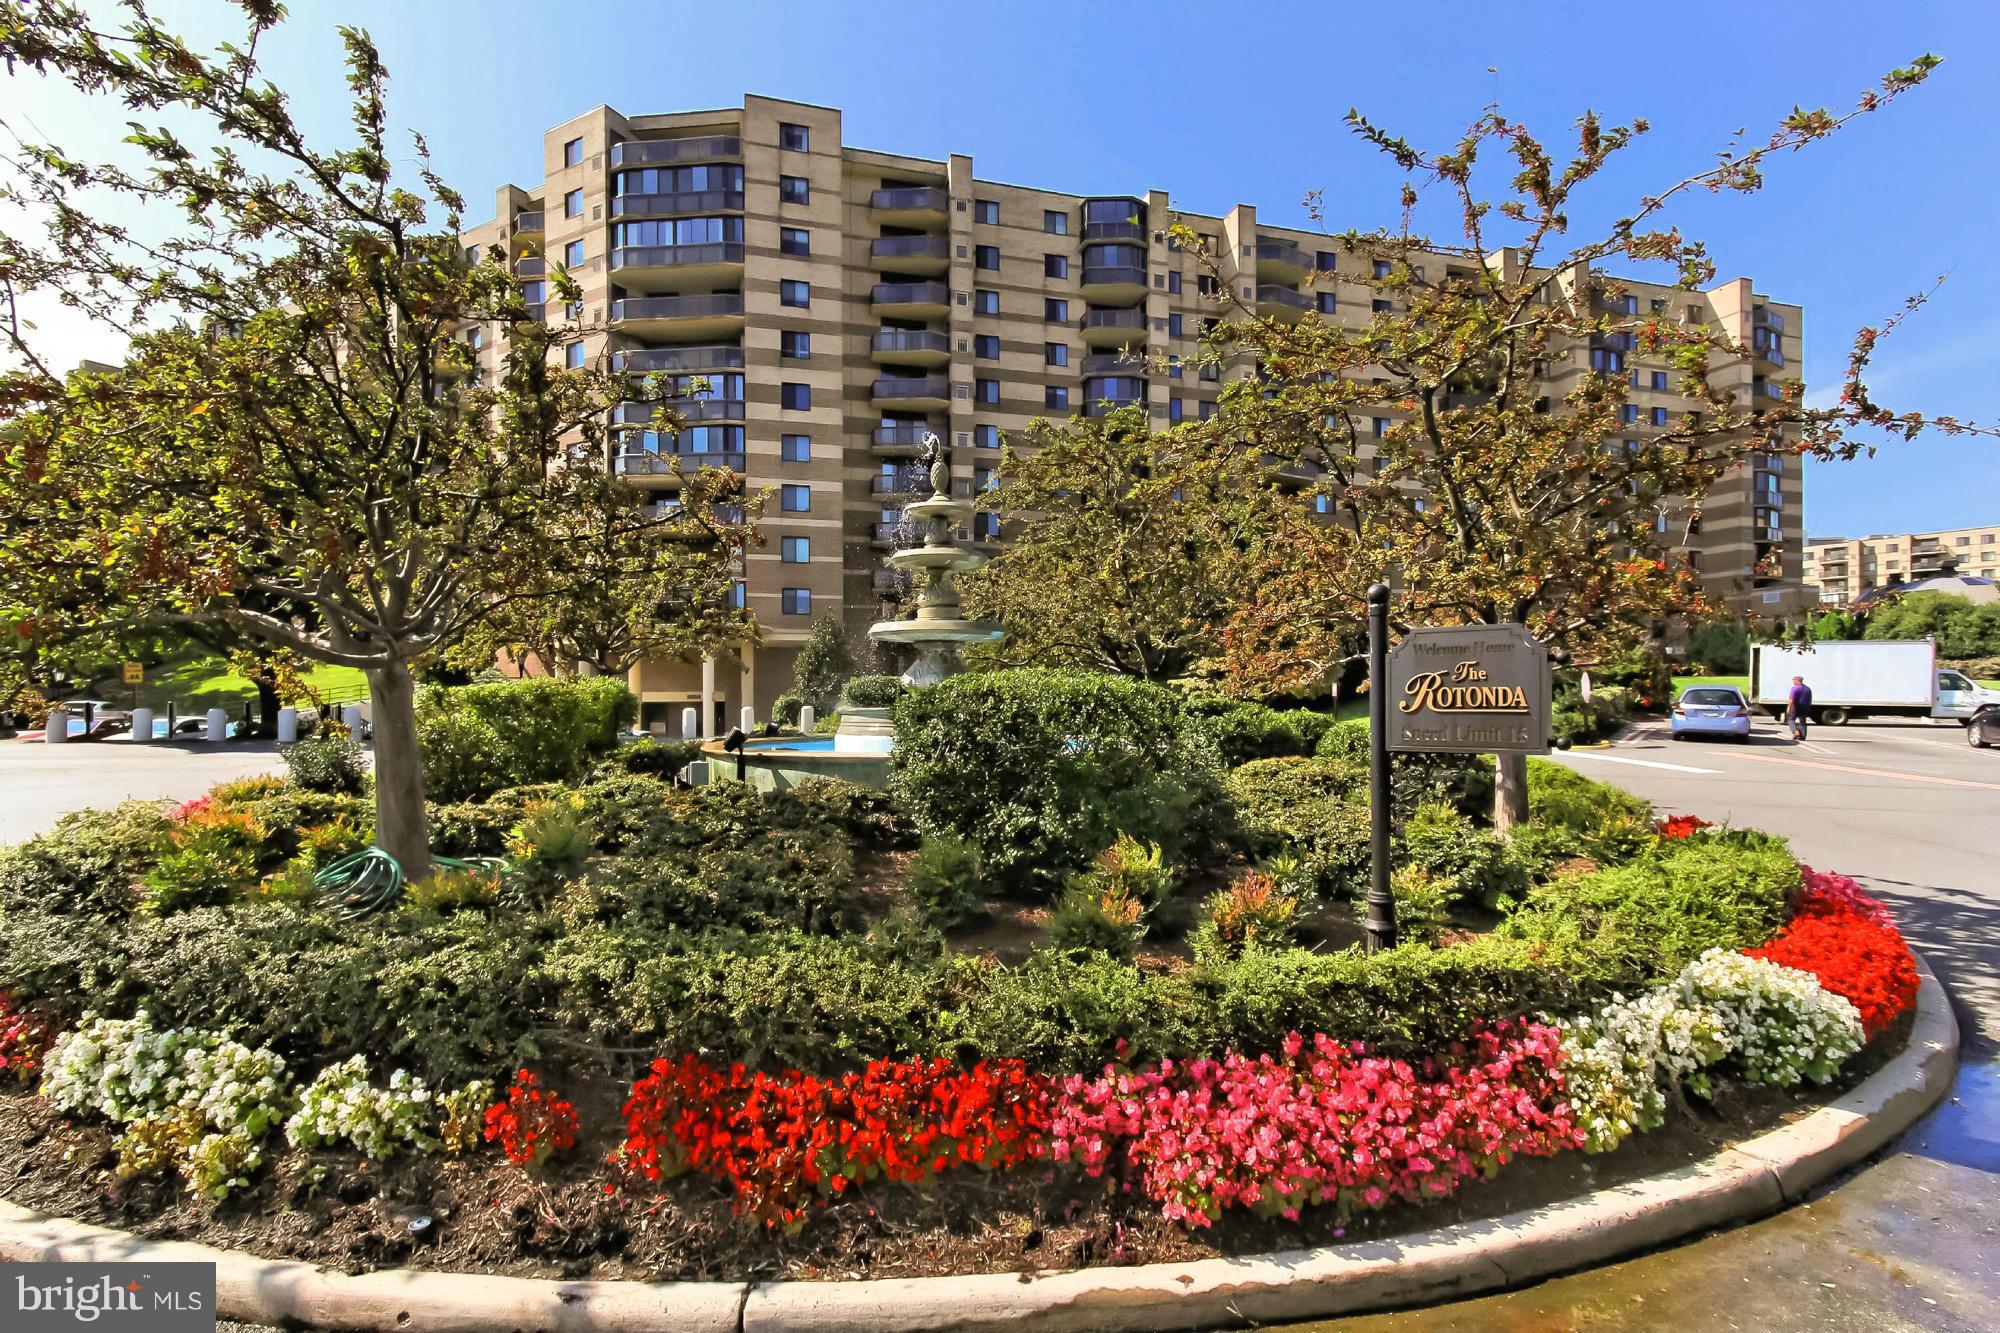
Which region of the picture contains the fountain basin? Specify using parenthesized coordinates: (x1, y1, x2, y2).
(699, 734, 891, 791)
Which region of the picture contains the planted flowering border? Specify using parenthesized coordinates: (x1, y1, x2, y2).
(1749, 865, 1919, 1039)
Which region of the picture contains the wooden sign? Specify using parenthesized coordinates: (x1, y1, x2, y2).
(121, 661, 145, 685)
(1386, 624, 1550, 754)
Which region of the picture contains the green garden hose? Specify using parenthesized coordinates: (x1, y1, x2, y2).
(313, 847, 509, 918)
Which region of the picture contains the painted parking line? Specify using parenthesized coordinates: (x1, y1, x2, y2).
(1707, 746, 2000, 792)
(1564, 752, 1721, 775)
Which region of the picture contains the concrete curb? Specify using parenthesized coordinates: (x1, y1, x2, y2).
(0, 954, 1959, 1333)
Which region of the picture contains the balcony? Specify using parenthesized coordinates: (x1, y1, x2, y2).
(512, 210, 545, 237)
(1079, 307, 1147, 348)
(615, 398, 745, 426)
(609, 241, 745, 289)
(871, 281, 951, 318)
(873, 471, 930, 496)
(868, 234, 951, 274)
(1079, 264, 1149, 304)
(1083, 219, 1145, 243)
(1254, 241, 1312, 283)
(1081, 350, 1149, 376)
(873, 568, 915, 596)
(872, 375, 952, 409)
(609, 292, 746, 338)
(1751, 331, 1785, 368)
(873, 423, 935, 456)
(869, 186, 950, 224)
(871, 522, 912, 548)
(1261, 453, 1326, 485)
(614, 450, 746, 483)
(870, 329, 950, 367)
(1255, 285, 1311, 322)
(515, 256, 546, 278)
(1753, 307, 1786, 331)
(610, 189, 745, 219)
(610, 136, 741, 168)
(613, 344, 744, 374)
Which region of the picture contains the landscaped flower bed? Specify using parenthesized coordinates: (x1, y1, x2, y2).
(0, 674, 1923, 1280)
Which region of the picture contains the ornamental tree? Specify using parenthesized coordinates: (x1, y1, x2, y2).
(1184, 56, 1984, 827)
(0, 4, 752, 873)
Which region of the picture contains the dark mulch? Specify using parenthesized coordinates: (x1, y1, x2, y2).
(0, 1009, 1911, 1285)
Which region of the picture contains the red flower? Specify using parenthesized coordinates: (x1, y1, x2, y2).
(1745, 868, 1917, 1039)
(483, 1068, 580, 1169)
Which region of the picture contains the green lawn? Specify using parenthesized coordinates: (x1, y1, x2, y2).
(1671, 674, 1749, 695)
(80, 651, 369, 713)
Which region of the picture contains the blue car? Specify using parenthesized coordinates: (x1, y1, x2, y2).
(1671, 684, 1754, 741)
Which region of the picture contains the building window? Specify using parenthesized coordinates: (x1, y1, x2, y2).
(521, 280, 547, 303)
(1620, 404, 1639, 424)
(1044, 254, 1069, 280)
(1371, 299, 1391, 313)
(781, 484, 811, 512)
(782, 588, 811, 616)
(1045, 385, 1069, 409)
(563, 239, 585, 266)
(781, 382, 810, 411)
(781, 330, 810, 359)
(975, 334, 1000, 359)
(779, 122, 809, 152)
(563, 188, 583, 218)
(781, 433, 811, 462)
(564, 300, 583, 321)
(563, 137, 583, 167)
(1167, 355, 1181, 379)
(1045, 297, 1068, 322)
(973, 199, 999, 224)
(1650, 406, 1668, 426)
(466, 327, 483, 351)
(780, 279, 810, 308)
(975, 378, 999, 404)
(779, 175, 809, 205)
(974, 288, 999, 315)
(1045, 342, 1069, 366)
(1160, 314, 1179, 341)
(565, 342, 585, 369)
(725, 581, 745, 610)
(1197, 274, 1219, 296)
(975, 244, 1000, 270)
(781, 536, 810, 563)
(1043, 209, 1068, 235)
(779, 227, 809, 256)
(1316, 292, 1337, 314)
(1589, 348, 1624, 373)
(1169, 397, 1184, 423)
(1199, 399, 1217, 420)
(1164, 271, 1180, 296)
(975, 424, 999, 448)
(1316, 251, 1338, 272)
(1650, 370, 1668, 391)
(1373, 417, 1390, 437)
(1372, 259, 1392, 278)
(464, 244, 481, 265)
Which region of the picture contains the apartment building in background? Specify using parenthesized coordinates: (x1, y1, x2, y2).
(458, 95, 1811, 733)
(1803, 524, 2000, 604)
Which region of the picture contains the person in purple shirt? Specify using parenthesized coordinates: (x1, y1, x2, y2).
(1785, 675, 1813, 741)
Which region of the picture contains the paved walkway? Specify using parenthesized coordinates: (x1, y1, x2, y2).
(0, 739, 285, 844)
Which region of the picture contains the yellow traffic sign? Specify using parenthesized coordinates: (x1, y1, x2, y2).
(122, 661, 144, 685)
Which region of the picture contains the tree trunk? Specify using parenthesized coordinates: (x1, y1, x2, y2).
(365, 661, 432, 879)
(253, 672, 280, 738)
(1494, 751, 1529, 834)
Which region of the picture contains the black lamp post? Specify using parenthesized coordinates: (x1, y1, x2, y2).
(1362, 583, 1396, 953)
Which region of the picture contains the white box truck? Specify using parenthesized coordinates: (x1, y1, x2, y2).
(1750, 639, 2000, 724)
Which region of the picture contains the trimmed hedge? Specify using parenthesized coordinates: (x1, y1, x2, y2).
(1190, 699, 1340, 766)
(417, 677, 637, 802)
(889, 669, 1223, 895)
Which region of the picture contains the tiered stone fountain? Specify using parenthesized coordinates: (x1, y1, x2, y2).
(864, 433, 1006, 686)
(702, 433, 1001, 790)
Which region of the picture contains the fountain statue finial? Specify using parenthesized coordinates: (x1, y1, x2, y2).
(921, 429, 949, 497)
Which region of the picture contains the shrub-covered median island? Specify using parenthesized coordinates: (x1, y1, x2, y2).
(0, 672, 1922, 1281)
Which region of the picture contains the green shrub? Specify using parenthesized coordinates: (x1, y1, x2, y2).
(1193, 699, 1338, 766)
(1315, 719, 1495, 819)
(140, 813, 265, 914)
(417, 677, 636, 801)
(0, 803, 170, 916)
(1501, 830, 1798, 984)
(589, 738, 700, 781)
(1352, 866, 1455, 945)
(770, 777, 917, 851)
(1067, 830, 1173, 908)
(1399, 802, 1530, 909)
(221, 791, 372, 861)
(771, 692, 804, 728)
(574, 771, 678, 853)
(1049, 882, 1147, 959)
(426, 802, 518, 858)
(1225, 758, 1370, 900)
(1552, 681, 1637, 745)
(1189, 870, 1301, 962)
(840, 674, 904, 708)
(209, 775, 289, 804)
(403, 866, 502, 915)
(908, 837, 984, 930)
(1525, 759, 1654, 862)
(506, 798, 592, 900)
(889, 669, 1222, 896)
(279, 730, 367, 795)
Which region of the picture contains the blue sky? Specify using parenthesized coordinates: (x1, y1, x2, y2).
(8, 0, 1997, 537)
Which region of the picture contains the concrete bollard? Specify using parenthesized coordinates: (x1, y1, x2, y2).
(130, 707, 154, 743)
(44, 708, 66, 744)
(205, 708, 228, 743)
(799, 705, 815, 734)
(740, 705, 755, 734)
(341, 705, 363, 735)
(681, 706, 697, 740)
(276, 707, 298, 744)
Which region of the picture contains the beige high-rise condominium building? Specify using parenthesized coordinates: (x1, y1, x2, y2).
(459, 95, 1810, 733)
(1803, 525, 2000, 604)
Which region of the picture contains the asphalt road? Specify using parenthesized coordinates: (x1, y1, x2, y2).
(0, 738, 285, 845)
(1303, 714, 2000, 1333)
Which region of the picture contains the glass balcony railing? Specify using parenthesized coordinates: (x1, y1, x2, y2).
(873, 423, 934, 448)
(871, 281, 950, 306)
(610, 189, 745, 218)
(870, 186, 949, 212)
(872, 330, 949, 357)
(872, 375, 951, 400)
(1081, 264, 1148, 289)
(610, 136, 741, 168)
(512, 210, 545, 234)
(615, 450, 746, 477)
(869, 235, 950, 263)
(1255, 284, 1312, 311)
(1255, 241, 1311, 271)
(610, 242, 744, 271)
(1081, 308, 1147, 333)
(613, 345, 744, 374)
(610, 293, 745, 322)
